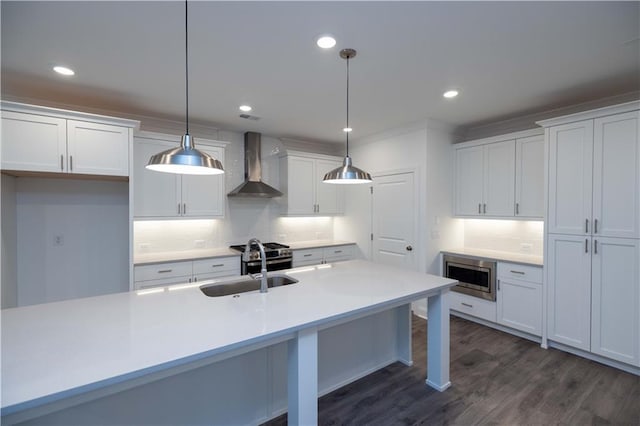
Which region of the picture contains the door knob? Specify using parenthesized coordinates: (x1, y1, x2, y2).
(406, 245, 413, 251)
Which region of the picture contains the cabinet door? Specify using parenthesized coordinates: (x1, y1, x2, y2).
(484, 140, 515, 216)
(592, 111, 640, 238)
(547, 234, 592, 351)
(497, 278, 542, 336)
(67, 120, 129, 176)
(133, 137, 181, 217)
(515, 135, 544, 218)
(181, 145, 225, 217)
(454, 145, 484, 216)
(315, 159, 342, 214)
(1, 111, 67, 173)
(591, 237, 639, 366)
(548, 120, 594, 235)
(285, 156, 316, 215)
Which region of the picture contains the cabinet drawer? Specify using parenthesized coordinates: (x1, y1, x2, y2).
(192, 256, 240, 275)
(450, 291, 497, 323)
(293, 248, 324, 266)
(324, 245, 355, 262)
(497, 262, 542, 283)
(134, 276, 190, 290)
(134, 261, 192, 282)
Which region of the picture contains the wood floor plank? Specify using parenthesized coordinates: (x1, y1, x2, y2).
(263, 316, 640, 426)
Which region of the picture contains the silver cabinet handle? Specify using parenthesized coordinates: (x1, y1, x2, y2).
(70, 155, 73, 171)
(188, 278, 192, 283)
(303, 254, 313, 257)
(483, 203, 486, 214)
(183, 203, 187, 215)
(585, 239, 589, 253)
(594, 219, 598, 234)
(594, 239, 598, 254)
(585, 219, 589, 233)
(478, 203, 482, 214)
(515, 203, 519, 215)
(194, 277, 198, 282)
(334, 250, 342, 254)
(497, 279, 500, 291)
(177, 204, 181, 214)
(461, 302, 473, 308)
(211, 264, 224, 268)
(158, 269, 173, 274)
(60, 155, 64, 171)
(510, 270, 525, 275)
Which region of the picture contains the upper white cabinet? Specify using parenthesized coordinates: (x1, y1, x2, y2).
(454, 129, 543, 218)
(133, 132, 226, 218)
(280, 151, 343, 215)
(546, 108, 639, 238)
(1, 103, 135, 177)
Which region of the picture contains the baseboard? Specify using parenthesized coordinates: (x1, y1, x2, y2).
(547, 340, 640, 376)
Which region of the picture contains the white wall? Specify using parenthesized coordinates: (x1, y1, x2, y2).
(1, 175, 18, 308)
(14, 178, 130, 306)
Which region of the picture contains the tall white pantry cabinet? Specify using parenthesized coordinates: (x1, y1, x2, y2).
(540, 101, 640, 368)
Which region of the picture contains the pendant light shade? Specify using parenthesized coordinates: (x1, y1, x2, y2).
(323, 48, 371, 185)
(146, 1, 224, 175)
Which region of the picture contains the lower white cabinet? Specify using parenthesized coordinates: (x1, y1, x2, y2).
(134, 256, 240, 290)
(547, 234, 640, 366)
(496, 262, 543, 336)
(449, 291, 497, 323)
(292, 244, 355, 267)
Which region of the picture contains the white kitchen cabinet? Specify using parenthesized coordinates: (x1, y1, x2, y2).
(292, 244, 355, 267)
(515, 134, 545, 218)
(134, 255, 240, 289)
(280, 152, 343, 215)
(496, 262, 542, 336)
(1, 106, 132, 177)
(455, 132, 546, 218)
(449, 291, 497, 323)
(547, 110, 639, 238)
(133, 132, 225, 218)
(590, 237, 639, 366)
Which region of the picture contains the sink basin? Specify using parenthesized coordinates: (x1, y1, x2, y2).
(200, 274, 298, 297)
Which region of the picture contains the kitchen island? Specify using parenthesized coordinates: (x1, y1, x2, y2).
(2, 260, 457, 425)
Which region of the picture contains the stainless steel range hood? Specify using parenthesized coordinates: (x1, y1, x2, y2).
(227, 132, 283, 198)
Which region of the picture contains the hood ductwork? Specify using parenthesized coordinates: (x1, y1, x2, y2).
(227, 132, 283, 198)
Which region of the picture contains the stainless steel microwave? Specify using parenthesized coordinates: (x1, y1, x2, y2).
(443, 254, 497, 301)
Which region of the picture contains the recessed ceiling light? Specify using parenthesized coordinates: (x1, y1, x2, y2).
(53, 66, 75, 76)
(343, 127, 353, 133)
(239, 105, 252, 112)
(316, 35, 336, 49)
(443, 90, 459, 99)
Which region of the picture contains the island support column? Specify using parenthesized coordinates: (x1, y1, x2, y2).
(426, 288, 451, 391)
(288, 327, 318, 425)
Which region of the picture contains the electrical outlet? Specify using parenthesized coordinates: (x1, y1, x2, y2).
(53, 235, 64, 246)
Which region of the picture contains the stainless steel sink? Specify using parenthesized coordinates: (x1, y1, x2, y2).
(200, 275, 298, 297)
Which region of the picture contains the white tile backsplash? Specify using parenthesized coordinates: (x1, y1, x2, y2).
(463, 219, 544, 256)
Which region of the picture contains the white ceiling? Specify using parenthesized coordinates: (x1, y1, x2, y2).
(2, 1, 639, 143)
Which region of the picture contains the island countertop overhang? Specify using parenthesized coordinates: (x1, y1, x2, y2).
(1, 260, 457, 415)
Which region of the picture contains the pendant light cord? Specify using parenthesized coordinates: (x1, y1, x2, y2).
(345, 54, 350, 157)
(184, 0, 190, 135)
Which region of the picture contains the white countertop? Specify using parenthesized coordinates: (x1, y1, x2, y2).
(133, 241, 356, 265)
(441, 248, 543, 266)
(285, 240, 355, 250)
(1, 260, 455, 415)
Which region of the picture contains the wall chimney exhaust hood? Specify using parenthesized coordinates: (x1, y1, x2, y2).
(227, 132, 283, 198)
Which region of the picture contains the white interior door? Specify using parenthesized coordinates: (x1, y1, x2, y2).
(372, 171, 416, 270)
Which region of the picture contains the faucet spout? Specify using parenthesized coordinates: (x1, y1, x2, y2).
(245, 238, 268, 293)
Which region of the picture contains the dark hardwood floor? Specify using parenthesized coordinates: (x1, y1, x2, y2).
(264, 315, 640, 426)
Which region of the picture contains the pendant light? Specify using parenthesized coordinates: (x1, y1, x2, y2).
(146, 1, 224, 175)
(323, 48, 372, 184)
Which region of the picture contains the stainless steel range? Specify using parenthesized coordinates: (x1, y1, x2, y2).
(229, 242, 293, 275)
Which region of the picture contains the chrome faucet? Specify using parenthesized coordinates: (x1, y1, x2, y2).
(244, 238, 268, 293)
